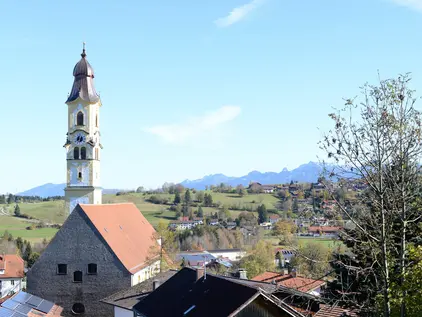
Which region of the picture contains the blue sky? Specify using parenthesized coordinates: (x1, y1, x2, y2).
(1, 0, 422, 193)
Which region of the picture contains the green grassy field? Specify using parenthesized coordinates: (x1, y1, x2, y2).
(0, 192, 276, 242)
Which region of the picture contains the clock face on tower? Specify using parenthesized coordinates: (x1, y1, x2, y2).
(74, 132, 86, 145)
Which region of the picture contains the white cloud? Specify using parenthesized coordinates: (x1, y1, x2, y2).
(390, 0, 422, 12)
(214, 0, 265, 28)
(144, 105, 241, 145)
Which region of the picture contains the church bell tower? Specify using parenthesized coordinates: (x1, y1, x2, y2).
(64, 44, 102, 214)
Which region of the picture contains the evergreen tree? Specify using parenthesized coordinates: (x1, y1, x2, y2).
(23, 241, 32, 262)
(174, 192, 181, 204)
(292, 198, 298, 213)
(257, 204, 268, 224)
(197, 206, 204, 218)
(14, 204, 21, 217)
(27, 252, 40, 267)
(0, 195, 6, 204)
(15, 237, 24, 255)
(204, 193, 213, 207)
(184, 189, 191, 205)
(7, 194, 14, 204)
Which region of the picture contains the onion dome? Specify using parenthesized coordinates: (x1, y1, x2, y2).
(66, 44, 100, 103)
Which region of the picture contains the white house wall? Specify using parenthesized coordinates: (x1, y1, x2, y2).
(130, 261, 160, 287)
(0, 278, 22, 298)
(114, 306, 134, 317)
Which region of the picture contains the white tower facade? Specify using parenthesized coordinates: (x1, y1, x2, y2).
(64, 46, 103, 214)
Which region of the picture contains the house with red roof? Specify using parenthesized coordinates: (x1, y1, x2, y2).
(0, 254, 24, 299)
(27, 203, 162, 317)
(252, 271, 326, 296)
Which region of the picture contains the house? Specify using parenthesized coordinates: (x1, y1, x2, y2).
(261, 185, 277, 193)
(207, 249, 246, 262)
(101, 271, 177, 317)
(133, 267, 305, 317)
(27, 203, 161, 317)
(168, 218, 204, 231)
(0, 291, 63, 316)
(269, 214, 281, 224)
(0, 254, 24, 298)
(208, 219, 220, 226)
(252, 271, 326, 296)
(275, 249, 295, 266)
(308, 226, 342, 237)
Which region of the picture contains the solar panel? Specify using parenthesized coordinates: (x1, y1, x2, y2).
(1, 300, 19, 310)
(15, 304, 31, 315)
(11, 292, 32, 304)
(26, 296, 42, 307)
(0, 308, 14, 317)
(37, 300, 54, 314)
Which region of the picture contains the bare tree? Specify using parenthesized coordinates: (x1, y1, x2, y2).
(320, 73, 422, 316)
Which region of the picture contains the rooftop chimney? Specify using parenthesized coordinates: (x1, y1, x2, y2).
(238, 269, 247, 280)
(196, 268, 205, 281)
(152, 280, 160, 290)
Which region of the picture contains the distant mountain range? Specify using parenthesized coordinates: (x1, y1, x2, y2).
(180, 161, 327, 190)
(17, 183, 121, 198)
(16, 162, 328, 197)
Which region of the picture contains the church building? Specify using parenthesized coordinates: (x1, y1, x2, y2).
(27, 47, 161, 317)
(64, 44, 102, 214)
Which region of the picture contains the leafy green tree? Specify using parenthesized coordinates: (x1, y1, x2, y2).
(174, 192, 181, 204)
(14, 204, 21, 217)
(195, 191, 204, 203)
(0, 195, 6, 204)
(149, 220, 179, 272)
(240, 241, 274, 278)
(197, 206, 204, 218)
(292, 242, 331, 279)
(257, 204, 268, 224)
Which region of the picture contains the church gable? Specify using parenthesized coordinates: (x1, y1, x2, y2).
(27, 206, 129, 292)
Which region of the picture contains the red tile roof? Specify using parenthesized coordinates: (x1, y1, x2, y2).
(0, 254, 24, 279)
(79, 203, 159, 274)
(314, 304, 357, 317)
(252, 271, 326, 293)
(308, 226, 341, 233)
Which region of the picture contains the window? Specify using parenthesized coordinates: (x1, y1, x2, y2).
(95, 148, 99, 160)
(11, 280, 15, 286)
(74, 147, 79, 160)
(71, 303, 85, 315)
(73, 271, 82, 283)
(57, 264, 67, 275)
(81, 147, 86, 160)
(87, 263, 97, 275)
(76, 112, 84, 126)
(78, 172, 82, 180)
(95, 114, 98, 127)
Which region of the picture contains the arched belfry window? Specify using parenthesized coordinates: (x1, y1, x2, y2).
(77, 112, 84, 126)
(95, 114, 98, 127)
(81, 147, 86, 160)
(74, 147, 80, 160)
(73, 271, 82, 283)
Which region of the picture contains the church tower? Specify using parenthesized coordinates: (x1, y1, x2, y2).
(64, 45, 102, 214)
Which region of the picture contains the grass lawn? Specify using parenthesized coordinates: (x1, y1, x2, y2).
(297, 236, 343, 250)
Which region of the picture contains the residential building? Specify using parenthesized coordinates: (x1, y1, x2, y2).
(252, 271, 326, 296)
(207, 249, 246, 262)
(308, 226, 341, 237)
(275, 249, 295, 266)
(133, 267, 304, 317)
(168, 218, 203, 231)
(0, 254, 24, 299)
(101, 271, 177, 317)
(0, 291, 63, 316)
(269, 214, 281, 224)
(27, 203, 161, 317)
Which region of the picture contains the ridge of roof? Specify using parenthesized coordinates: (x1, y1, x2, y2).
(77, 203, 159, 274)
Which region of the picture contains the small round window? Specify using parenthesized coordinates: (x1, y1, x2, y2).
(72, 303, 85, 315)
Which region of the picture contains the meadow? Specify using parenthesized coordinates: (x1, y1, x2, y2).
(0, 192, 340, 250)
